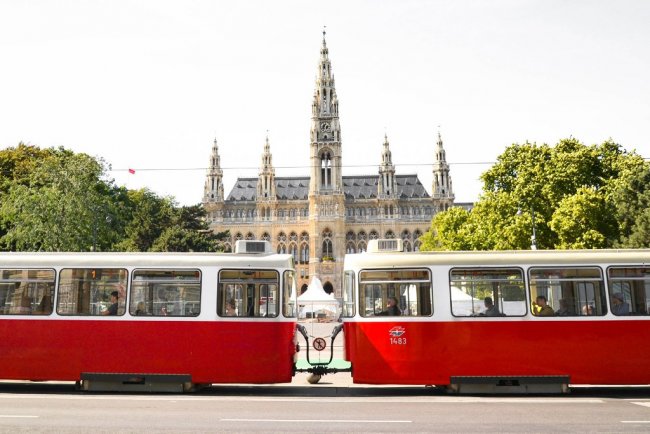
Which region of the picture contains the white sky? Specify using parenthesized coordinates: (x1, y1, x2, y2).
(1, 0, 649, 206)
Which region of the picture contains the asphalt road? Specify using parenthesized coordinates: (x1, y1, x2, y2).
(1, 380, 650, 433)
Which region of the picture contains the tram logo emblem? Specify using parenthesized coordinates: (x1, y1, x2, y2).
(388, 326, 406, 337)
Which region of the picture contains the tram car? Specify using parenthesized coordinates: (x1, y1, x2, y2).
(341, 240, 650, 393)
(0, 241, 298, 392)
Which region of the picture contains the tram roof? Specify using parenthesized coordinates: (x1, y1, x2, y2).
(0, 252, 294, 268)
(344, 249, 650, 269)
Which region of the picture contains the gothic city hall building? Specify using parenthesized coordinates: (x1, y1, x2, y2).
(202, 33, 455, 296)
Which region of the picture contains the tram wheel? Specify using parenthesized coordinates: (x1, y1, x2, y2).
(307, 374, 322, 384)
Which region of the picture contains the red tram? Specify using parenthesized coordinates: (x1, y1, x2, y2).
(0, 241, 297, 392)
(341, 240, 650, 393)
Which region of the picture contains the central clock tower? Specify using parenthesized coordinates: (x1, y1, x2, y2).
(309, 30, 342, 195)
(308, 30, 345, 293)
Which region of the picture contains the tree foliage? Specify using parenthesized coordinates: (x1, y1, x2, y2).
(0, 144, 224, 252)
(422, 138, 649, 250)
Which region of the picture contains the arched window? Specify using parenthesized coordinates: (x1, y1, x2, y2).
(276, 232, 287, 254)
(385, 230, 395, 239)
(404, 240, 412, 252)
(262, 232, 270, 241)
(300, 231, 310, 264)
(369, 230, 379, 240)
(245, 232, 255, 240)
(322, 229, 333, 259)
(300, 242, 309, 264)
(402, 230, 411, 241)
(346, 241, 356, 254)
(320, 151, 332, 188)
(357, 241, 367, 253)
(289, 242, 298, 263)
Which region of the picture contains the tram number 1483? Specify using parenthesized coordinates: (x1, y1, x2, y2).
(388, 326, 407, 345)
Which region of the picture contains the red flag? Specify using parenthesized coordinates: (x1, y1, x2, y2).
(128, 168, 136, 174)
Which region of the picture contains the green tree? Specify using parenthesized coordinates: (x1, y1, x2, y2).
(113, 188, 175, 252)
(612, 164, 650, 247)
(150, 204, 229, 252)
(422, 138, 645, 251)
(0, 148, 113, 251)
(549, 187, 618, 249)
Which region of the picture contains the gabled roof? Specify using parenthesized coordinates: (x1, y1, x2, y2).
(225, 174, 430, 202)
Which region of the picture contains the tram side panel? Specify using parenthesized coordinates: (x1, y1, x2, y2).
(346, 317, 650, 386)
(0, 318, 296, 384)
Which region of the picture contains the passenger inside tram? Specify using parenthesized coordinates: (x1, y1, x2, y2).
(376, 296, 401, 316)
(555, 299, 572, 316)
(610, 292, 630, 315)
(532, 296, 555, 316)
(480, 296, 500, 316)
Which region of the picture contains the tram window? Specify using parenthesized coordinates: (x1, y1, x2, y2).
(342, 270, 356, 317)
(282, 270, 297, 318)
(359, 269, 432, 317)
(218, 269, 279, 317)
(450, 268, 526, 317)
(57, 268, 128, 316)
(529, 267, 606, 317)
(130, 269, 201, 317)
(0, 269, 55, 315)
(608, 267, 650, 316)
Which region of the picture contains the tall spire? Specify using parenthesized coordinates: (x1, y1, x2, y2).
(378, 134, 396, 197)
(432, 129, 454, 211)
(309, 30, 343, 195)
(203, 138, 224, 202)
(257, 133, 276, 200)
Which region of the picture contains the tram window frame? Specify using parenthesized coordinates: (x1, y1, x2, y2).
(0, 268, 56, 316)
(607, 266, 650, 316)
(528, 266, 606, 317)
(56, 268, 128, 316)
(358, 268, 432, 318)
(449, 267, 527, 317)
(130, 269, 201, 317)
(217, 269, 280, 318)
(342, 270, 356, 317)
(282, 270, 297, 318)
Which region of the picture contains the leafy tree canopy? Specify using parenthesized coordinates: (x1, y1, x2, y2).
(0, 144, 225, 252)
(421, 138, 648, 251)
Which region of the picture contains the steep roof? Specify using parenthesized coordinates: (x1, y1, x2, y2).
(225, 174, 430, 202)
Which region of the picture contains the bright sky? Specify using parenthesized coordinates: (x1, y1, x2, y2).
(1, 0, 649, 206)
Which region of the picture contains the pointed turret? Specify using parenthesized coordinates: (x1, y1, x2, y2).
(203, 138, 224, 202)
(378, 134, 396, 197)
(257, 134, 276, 200)
(432, 130, 454, 211)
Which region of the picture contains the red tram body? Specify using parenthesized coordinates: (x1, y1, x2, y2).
(342, 242, 650, 392)
(0, 242, 297, 391)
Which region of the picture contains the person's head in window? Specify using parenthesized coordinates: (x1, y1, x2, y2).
(611, 292, 630, 315)
(377, 296, 401, 316)
(225, 299, 237, 316)
(102, 291, 119, 316)
(534, 295, 554, 316)
(582, 305, 594, 316)
(482, 297, 499, 316)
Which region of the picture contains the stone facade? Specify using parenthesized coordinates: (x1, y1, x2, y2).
(202, 33, 455, 296)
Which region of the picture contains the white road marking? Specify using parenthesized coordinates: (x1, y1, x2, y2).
(0, 415, 38, 418)
(631, 402, 650, 408)
(622, 421, 650, 424)
(221, 419, 411, 423)
(0, 394, 604, 404)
